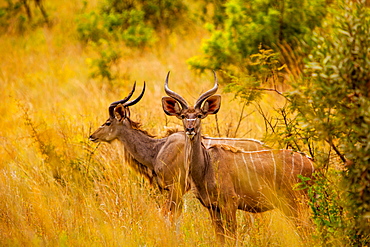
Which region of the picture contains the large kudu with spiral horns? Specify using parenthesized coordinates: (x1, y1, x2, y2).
(162, 72, 314, 241)
(89, 81, 267, 223)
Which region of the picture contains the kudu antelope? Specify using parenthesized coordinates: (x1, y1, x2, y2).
(162, 72, 314, 241)
(89, 82, 267, 222)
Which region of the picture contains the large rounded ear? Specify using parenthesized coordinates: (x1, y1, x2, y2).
(201, 95, 221, 118)
(114, 104, 126, 121)
(162, 96, 182, 119)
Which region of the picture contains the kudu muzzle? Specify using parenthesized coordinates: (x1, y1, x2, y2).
(185, 118, 197, 140)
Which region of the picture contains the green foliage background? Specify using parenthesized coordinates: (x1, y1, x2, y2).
(291, 2, 370, 244)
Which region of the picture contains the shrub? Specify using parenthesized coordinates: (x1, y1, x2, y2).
(0, 0, 49, 34)
(287, 0, 370, 244)
(76, 9, 155, 47)
(76, 0, 187, 81)
(188, 0, 328, 77)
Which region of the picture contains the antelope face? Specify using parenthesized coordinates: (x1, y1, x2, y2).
(89, 81, 145, 144)
(162, 96, 221, 141)
(89, 117, 120, 143)
(89, 104, 131, 143)
(180, 108, 203, 140)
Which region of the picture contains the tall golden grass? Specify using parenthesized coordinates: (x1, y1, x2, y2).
(0, 1, 314, 246)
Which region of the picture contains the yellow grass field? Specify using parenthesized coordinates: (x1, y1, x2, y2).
(0, 1, 314, 246)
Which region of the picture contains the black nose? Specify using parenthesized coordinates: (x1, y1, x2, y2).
(186, 128, 194, 133)
(89, 135, 98, 142)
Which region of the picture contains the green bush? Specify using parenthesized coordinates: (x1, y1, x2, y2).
(120, 9, 155, 47)
(88, 40, 121, 81)
(287, 0, 370, 244)
(76, 0, 187, 81)
(0, 0, 49, 34)
(76, 11, 108, 43)
(188, 0, 328, 77)
(76, 9, 155, 47)
(222, 47, 284, 104)
(76, 0, 187, 46)
(307, 171, 349, 246)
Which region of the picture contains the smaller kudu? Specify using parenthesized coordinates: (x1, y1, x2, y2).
(162, 72, 314, 242)
(89, 81, 267, 223)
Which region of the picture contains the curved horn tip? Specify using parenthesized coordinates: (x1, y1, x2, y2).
(212, 70, 218, 85)
(123, 81, 146, 107)
(194, 72, 219, 109)
(165, 71, 170, 85)
(131, 81, 136, 92)
(212, 74, 218, 89)
(140, 81, 146, 93)
(163, 72, 189, 109)
(108, 80, 137, 107)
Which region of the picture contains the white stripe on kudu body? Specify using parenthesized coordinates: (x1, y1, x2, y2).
(203, 136, 267, 151)
(162, 72, 314, 243)
(242, 153, 254, 190)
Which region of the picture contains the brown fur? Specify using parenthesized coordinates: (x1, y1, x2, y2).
(129, 119, 156, 138)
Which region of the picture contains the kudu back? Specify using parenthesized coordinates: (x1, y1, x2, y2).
(89, 81, 268, 222)
(162, 72, 314, 241)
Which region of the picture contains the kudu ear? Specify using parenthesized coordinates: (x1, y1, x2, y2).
(114, 104, 126, 121)
(162, 96, 182, 119)
(201, 95, 221, 118)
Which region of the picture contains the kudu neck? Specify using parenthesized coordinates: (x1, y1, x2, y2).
(117, 119, 164, 170)
(185, 129, 213, 188)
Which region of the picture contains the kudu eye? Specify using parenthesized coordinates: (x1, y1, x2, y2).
(197, 114, 202, 119)
(105, 122, 111, 126)
(180, 115, 185, 119)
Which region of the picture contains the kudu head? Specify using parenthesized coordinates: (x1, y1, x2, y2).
(89, 82, 146, 143)
(162, 72, 221, 140)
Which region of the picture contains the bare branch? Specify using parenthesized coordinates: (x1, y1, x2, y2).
(249, 87, 285, 97)
(327, 138, 347, 164)
(255, 103, 276, 134)
(234, 100, 253, 138)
